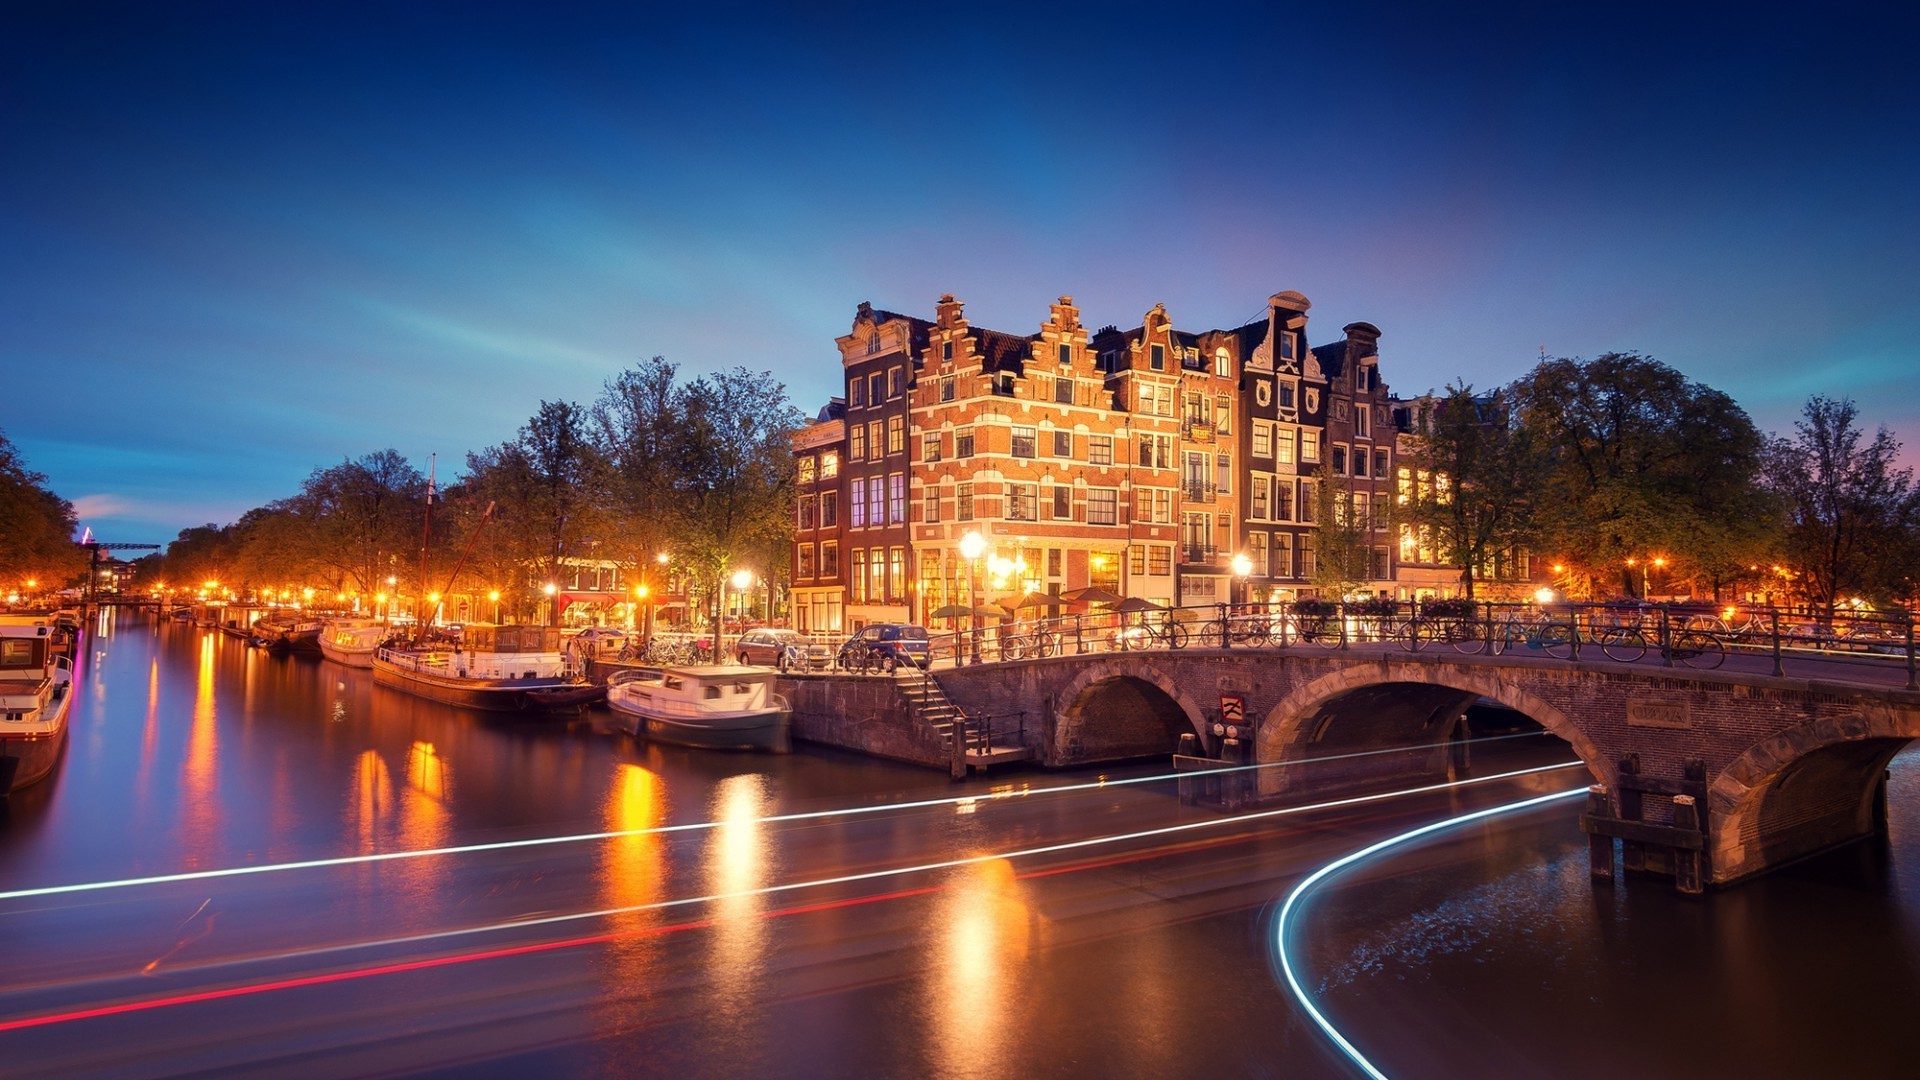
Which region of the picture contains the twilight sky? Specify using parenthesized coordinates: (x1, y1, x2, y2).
(4, 2, 1916, 545)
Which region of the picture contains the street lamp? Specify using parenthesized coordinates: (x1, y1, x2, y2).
(488, 590, 501, 624)
(1230, 552, 1253, 608)
(960, 531, 986, 665)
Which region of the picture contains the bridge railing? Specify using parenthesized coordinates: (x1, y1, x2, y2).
(925, 599, 1917, 689)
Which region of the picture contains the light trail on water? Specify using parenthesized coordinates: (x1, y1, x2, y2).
(1271, 786, 1592, 1080)
(0, 760, 1586, 1032)
(0, 731, 1556, 903)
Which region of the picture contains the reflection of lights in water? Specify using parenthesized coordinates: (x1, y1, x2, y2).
(706, 774, 771, 1024)
(927, 858, 1035, 1073)
(955, 797, 978, 815)
(407, 742, 447, 803)
(179, 633, 222, 868)
(1, 739, 1571, 905)
(0, 766, 1593, 1036)
(350, 750, 394, 852)
(598, 765, 669, 1018)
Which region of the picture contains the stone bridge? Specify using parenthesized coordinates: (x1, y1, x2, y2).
(927, 648, 1920, 890)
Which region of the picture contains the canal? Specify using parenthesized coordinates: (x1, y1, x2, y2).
(0, 609, 1914, 1077)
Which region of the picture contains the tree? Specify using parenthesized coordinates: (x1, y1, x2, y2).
(1508, 353, 1769, 599)
(464, 400, 604, 623)
(1764, 396, 1920, 609)
(1308, 468, 1372, 597)
(590, 357, 683, 582)
(670, 368, 803, 637)
(1397, 385, 1544, 598)
(293, 450, 426, 596)
(0, 429, 85, 590)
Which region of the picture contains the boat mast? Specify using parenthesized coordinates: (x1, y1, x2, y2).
(415, 453, 435, 645)
(435, 501, 496, 617)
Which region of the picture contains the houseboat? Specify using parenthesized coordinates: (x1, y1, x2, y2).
(0, 617, 76, 796)
(371, 623, 603, 713)
(605, 665, 791, 753)
(251, 612, 324, 653)
(217, 605, 269, 640)
(319, 616, 388, 668)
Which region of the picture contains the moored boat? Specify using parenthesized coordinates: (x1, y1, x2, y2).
(0, 617, 76, 796)
(371, 623, 603, 713)
(605, 664, 791, 753)
(319, 617, 388, 668)
(251, 612, 325, 653)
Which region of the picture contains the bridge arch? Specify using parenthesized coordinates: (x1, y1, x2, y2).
(1053, 659, 1208, 763)
(1709, 706, 1920, 883)
(1255, 662, 1607, 797)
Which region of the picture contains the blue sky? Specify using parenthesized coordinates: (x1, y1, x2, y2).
(4, 2, 1915, 543)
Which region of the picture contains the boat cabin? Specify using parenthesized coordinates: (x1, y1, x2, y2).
(0, 620, 56, 714)
(444, 624, 566, 679)
(656, 665, 779, 711)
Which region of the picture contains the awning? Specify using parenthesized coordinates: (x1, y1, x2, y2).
(560, 591, 625, 606)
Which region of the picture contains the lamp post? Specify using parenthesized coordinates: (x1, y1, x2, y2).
(721, 567, 753, 663)
(1230, 552, 1253, 608)
(960, 531, 986, 665)
(543, 582, 558, 627)
(489, 590, 501, 624)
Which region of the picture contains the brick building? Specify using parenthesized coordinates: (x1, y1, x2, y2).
(791, 289, 1416, 634)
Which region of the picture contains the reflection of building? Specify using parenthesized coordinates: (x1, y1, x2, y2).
(791, 291, 1415, 633)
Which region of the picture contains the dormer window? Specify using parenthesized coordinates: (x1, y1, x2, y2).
(1150, 343, 1165, 371)
(1214, 348, 1230, 377)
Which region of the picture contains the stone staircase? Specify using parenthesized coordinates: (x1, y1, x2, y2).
(898, 665, 1030, 773)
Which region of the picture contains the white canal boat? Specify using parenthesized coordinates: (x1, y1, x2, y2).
(319, 617, 388, 668)
(606, 665, 791, 753)
(0, 617, 76, 796)
(372, 624, 603, 713)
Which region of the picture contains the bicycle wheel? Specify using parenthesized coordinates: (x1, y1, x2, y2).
(1596, 627, 1647, 663)
(1537, 622, 1576, 660)
(1002, 638, 1025, 662)
(1674, 631, 1726, 669)
(1034, 633, 1056, 659)
(1199, 624, 1224, 649)
(1449, 620, 1488, 655)
(1314, 620, 1344, 649)
(1166, 623, 1189, 649)
(1397, 619, 1426, 652)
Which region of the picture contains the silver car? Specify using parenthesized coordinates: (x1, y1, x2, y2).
(735, 628, 833, 672)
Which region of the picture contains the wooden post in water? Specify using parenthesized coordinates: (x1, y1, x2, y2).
(1587, 785, 1615, 881)
(1671, 795, 1703, 894)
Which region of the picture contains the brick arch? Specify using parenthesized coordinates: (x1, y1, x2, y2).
(1255, 661, 1608, 784)
(1052, 658, 1209, 749)
(1708, 704, 1920, 882)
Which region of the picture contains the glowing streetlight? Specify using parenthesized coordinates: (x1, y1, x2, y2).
(960, 531, 987, 665)
(730, 568, 754, 591)
(1534, 587, 1557, 605)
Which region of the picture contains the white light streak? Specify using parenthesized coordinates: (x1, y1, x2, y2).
(0, 732, 1560, 903)
(1272, 786, 1591, 1080)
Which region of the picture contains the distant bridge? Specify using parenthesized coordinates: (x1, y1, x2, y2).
(793, 642, 1920, 892)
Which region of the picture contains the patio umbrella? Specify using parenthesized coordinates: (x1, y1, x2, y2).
(1062, 586, 1124, 605)
(1111, 596, 1166, 613)
(1015, 592, 1064, 610)
(928, 604, 976, 619)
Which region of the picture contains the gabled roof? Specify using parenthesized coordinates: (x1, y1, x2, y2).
(1312, 341, 1347, 380)
(970, 327, 1035, 374)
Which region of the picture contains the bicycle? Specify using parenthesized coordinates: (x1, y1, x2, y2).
(1487, 613, 1576, 659)
(1394, 615, 1480, 653)
(1001, 627, 1058, 661)
(1201, 615, 1270, 649)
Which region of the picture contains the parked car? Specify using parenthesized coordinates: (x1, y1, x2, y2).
(736, 628, 834, 672)
(837, 623, 930, 673)
(569, 627, 629, 657)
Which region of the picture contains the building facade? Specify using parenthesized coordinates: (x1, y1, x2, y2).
(792, 289, 1422, 633)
